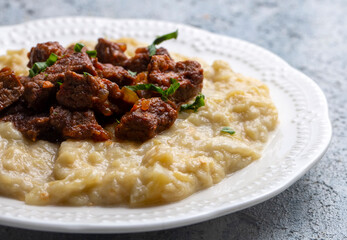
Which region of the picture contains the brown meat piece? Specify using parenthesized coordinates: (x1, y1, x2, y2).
(23, 73, 60, 110)
(94, 61, 135, 87)
(95, 38, 128, 66)
(1, 102, 52, 141)
(45, 51, 97, 76)
(9, 115, 51, 141)
(115, 97, 177, 141)
(56, 71, 108, 110)
(27, 41, 65, 68)
(0, 67, 24, 111)
(147, 55, 204, 104)
(125, 47, 171, 73)
(23, 52, 97, 110)
(50, 106, 110, 141)
(100, 78, 133, 115)
(64, 43, 88, 55)
(56, 71, 129, 116)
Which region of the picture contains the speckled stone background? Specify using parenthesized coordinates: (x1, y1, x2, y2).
(0, 0, 346, 239)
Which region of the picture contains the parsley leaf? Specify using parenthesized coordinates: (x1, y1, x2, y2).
(86, 50, 97, 58)
(165, 78, 180, 96)
(125, 78, 180, 101)
(74, 43, 85, 52)
(126, 84, 167, 100)
(148, 30, 178, 56)
(46, 53, 58, 66)
(221, 127, 235, 135)
(83, 72, 93, 77)
(180, 93, 205, 112)
(128, 70, 137, 77)
(28, 53, 58, 77)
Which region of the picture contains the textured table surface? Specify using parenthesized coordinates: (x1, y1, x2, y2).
(0, 0, 346, 239)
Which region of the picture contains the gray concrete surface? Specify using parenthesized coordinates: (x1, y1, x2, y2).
(0, 0, 346, 239)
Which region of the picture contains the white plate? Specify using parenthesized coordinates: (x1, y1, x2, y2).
(0, 17, 331, 233)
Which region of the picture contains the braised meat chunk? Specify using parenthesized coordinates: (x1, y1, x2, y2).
(1, 102, 52, 141)
(23, 72, 59, 110)
(50, 106, 110, 141)
(8, 115, 51, 142)
(115, 98, 177, 141)
(45, 51, 97, 76)
(147, 55, 203, 104)
(95, 38, 128, 66)
(27, 41, 65, 68)
(94, 62, 135, 87)
(56, 71, 106, 110)
(24, 52, 97, 110)
(0, 67, 24, 111)
(56, 71, 129, 116)
(125, 47, 171, 73)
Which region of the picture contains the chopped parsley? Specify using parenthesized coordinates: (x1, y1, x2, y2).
(221, 127, 235, 135)
(74, 43, 85, 52)
(180, 93, 205, 112)
(128, 70, 137, 77)
(125, 78, 180, 101)
(86, 50, 97, 58)
(29, 53, 58, 77)
(148, 30, 178, 56)
(56, 81, 63, 86)
(165, 78, 180, 96)
(83, 72, 93, 77)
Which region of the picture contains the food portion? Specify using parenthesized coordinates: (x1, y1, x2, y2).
(0, 31, 278, 206)
(0, 30, 199, 143)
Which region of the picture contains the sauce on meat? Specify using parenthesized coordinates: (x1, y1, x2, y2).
(0, 38, 204, 142)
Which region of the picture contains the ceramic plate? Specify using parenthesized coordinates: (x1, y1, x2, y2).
(0, 17, 331, 233)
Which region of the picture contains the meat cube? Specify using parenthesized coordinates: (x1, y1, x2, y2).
(115, 97, 177, 141)
(100, 78, 133, 115)
(95, 38, 128, 66)
(50, 106, 110, 141)
(27, 41, 65, 68)
(23, 52, 97, 110)
(147, 55, 203, 104)
(94, 61, 135, 87)
(2, 104, 52, 142)
(125, 47, 171, 73)
(45, 52, 97, 76)
(56, 71, 108, 110)
(56, 71, 129, 116)
(23, 72, 61, 110)
(0, 67, 24, 111)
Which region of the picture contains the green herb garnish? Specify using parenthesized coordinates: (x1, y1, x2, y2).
(56, 81, 63, 86)
(165, 78, 180, 96)
(180, 93, 205, 112)
(86, 50, 97, 58)
(46, 53, 58, 66)
(29, 53, 58, 77)
(148, 30, 178, 56)
(83, 72, 92, 77)
(128, 70, 137, 77)
(115, 119, 120, 124)
(74, 43, 85, 52)
(221, 127, 235, 135)
(29, 69, 35, 77)
(126, 78, 180, 101)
